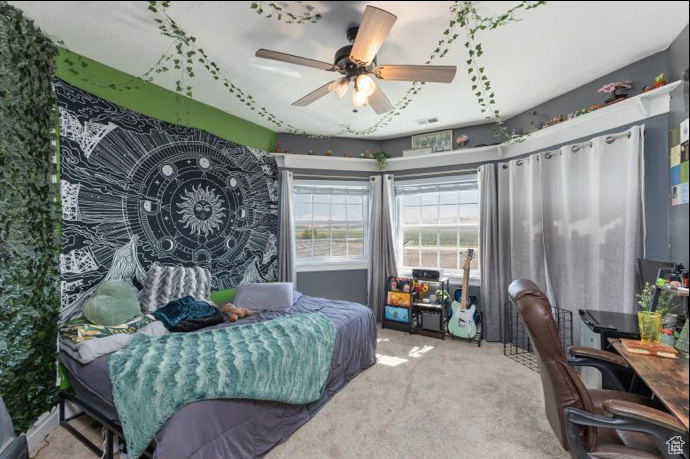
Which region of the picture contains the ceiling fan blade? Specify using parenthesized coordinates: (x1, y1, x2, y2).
(368, 83, 394, 115)
(292, 80, 339, 107)
(349, 6, 397, 66)
(256, 49, 336, 72)
(375, 65, 457, 83)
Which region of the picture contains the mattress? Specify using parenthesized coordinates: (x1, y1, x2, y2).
(60, 293, 377, 459)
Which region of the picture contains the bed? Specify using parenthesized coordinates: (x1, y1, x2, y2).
(59, 292, 377, 459)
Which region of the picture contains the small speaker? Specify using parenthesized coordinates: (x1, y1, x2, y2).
(421, 310, 442, 331)
(412, 268, 444, 281)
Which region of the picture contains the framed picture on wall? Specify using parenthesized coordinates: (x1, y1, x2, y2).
(411, 130, 453, 153)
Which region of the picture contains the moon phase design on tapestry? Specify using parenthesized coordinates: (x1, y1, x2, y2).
(55, 80, 279, 321)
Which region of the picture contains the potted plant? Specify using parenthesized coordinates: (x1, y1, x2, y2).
(598, 80, 633, 105)
(636, 282, 674, 343)
(652, 73, 667, 89)
(371, 150, 390, 170)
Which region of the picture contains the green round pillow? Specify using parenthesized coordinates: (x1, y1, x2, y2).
(95, 280, 139, 301)
(83, 281, 141, 326)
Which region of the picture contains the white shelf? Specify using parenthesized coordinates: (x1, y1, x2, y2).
(273, 151, 379, 172)
(273, 80, 683, 173)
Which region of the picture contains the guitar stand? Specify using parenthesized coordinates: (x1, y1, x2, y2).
(448, 309, 483, 347)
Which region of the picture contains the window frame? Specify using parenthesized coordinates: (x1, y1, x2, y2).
(394, 174, 481, 282)
(293, 179, 370, 271)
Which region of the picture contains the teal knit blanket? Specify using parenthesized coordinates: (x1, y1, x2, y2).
(108, 312, 335, 459)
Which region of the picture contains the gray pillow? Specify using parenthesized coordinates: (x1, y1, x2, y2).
(233, 282, 294, 311)
(140, 266, 212, 313)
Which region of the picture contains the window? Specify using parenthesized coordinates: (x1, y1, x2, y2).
(395, 176, 480, 277)
(294, 181, 369, 266)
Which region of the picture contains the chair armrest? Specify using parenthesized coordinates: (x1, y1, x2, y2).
(568, 346, 629, 368)
(602, 399, 687, 434)
(565, 405, 689, 459)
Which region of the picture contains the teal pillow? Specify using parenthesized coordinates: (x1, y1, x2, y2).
(83, 281, 141, 326)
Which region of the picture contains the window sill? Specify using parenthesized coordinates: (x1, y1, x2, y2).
(297, 261, 368, 273)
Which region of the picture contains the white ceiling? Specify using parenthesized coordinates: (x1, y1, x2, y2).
(10, 1, 689, 139)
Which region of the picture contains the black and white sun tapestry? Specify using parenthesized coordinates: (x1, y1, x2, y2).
(55, 80, 279, 321)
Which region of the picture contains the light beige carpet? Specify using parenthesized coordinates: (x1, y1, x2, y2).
(32, 326, 566, 459)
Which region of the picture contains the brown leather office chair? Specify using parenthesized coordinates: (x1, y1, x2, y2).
(508, 279, 688, 459)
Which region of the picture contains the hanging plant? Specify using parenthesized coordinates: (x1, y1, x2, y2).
(249, 2, 321, 24)
(50, 1, 547, 140)
(369, 150, 391, 170)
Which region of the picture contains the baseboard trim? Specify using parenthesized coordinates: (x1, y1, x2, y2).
(25, 401, 80, 452)
(26, 408, 58, 452)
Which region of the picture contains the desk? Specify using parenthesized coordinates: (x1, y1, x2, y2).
(610, 338, 689, 432)
(580, 310, 640, 352)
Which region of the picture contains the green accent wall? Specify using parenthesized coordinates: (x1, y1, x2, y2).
(55, 49, 276, 151)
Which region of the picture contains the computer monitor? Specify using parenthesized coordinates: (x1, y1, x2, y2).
(636, 258, 675, 293)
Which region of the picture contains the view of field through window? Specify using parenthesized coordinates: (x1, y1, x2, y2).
(396, 177, 480, 273)
(294, 183, 369, 262)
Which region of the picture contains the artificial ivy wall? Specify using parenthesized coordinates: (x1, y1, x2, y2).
(0, 2, 60, 433)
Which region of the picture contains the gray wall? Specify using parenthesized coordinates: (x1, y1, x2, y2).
(297, 269, 368, 304)
(277, 134, 379, 157)
(668, 25, 689, 267)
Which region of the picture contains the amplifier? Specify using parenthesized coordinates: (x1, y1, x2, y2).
(421, 310, 442, 331)
(412, 268, 444, 281)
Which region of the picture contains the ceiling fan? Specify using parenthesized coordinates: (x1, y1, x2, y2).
(255, 5, 457, 114)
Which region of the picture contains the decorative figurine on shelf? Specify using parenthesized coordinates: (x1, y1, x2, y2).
(598, 80, 633, 105)
(274, 141, 281, 153)
(455, 134, 469, 149)
(307, 149, 316, 155)
(326, 149, 333, 156)
(365, 149, 372, 159)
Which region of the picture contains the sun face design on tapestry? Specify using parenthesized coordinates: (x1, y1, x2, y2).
(176, 184, 227, 237)
(55, 80, 279, 321)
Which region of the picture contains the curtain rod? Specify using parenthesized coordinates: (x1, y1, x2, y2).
(292, 167, 479, 181)
(291, 173, 371, 181)
(501, 130, 635, 168)
(393, 167, 479, 179)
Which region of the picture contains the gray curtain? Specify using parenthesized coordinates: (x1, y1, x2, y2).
(278, 170, 296, 284)
(497, 126, 644, 345)
(479, 164, 501, 341)
(367, 174, 398, 321)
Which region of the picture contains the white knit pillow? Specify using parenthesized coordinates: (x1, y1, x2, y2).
(140, 266, 212, 313)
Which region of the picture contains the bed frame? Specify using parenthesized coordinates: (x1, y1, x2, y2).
(58, 391, 155, 459)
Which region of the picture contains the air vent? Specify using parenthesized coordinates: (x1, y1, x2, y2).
(415, 117, 439, 125)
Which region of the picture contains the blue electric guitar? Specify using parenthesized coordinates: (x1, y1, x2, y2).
(447, 249, 479, 339)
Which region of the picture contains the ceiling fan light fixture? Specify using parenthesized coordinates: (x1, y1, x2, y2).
(352, 85, 368, 107)
(328, 77, 350, 99)
(356, 74, 376, 97)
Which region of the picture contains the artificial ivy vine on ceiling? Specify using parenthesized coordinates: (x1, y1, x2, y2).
(58, 0, 547, 141)
(249, 1, 321, 24)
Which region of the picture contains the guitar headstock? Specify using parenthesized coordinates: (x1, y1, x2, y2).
(462, 249, 475, 272)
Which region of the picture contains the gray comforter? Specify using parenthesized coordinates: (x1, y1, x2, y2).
(60, 293, 377, 459)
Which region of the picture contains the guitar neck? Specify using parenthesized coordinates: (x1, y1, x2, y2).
(460, 263, 470, 310)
